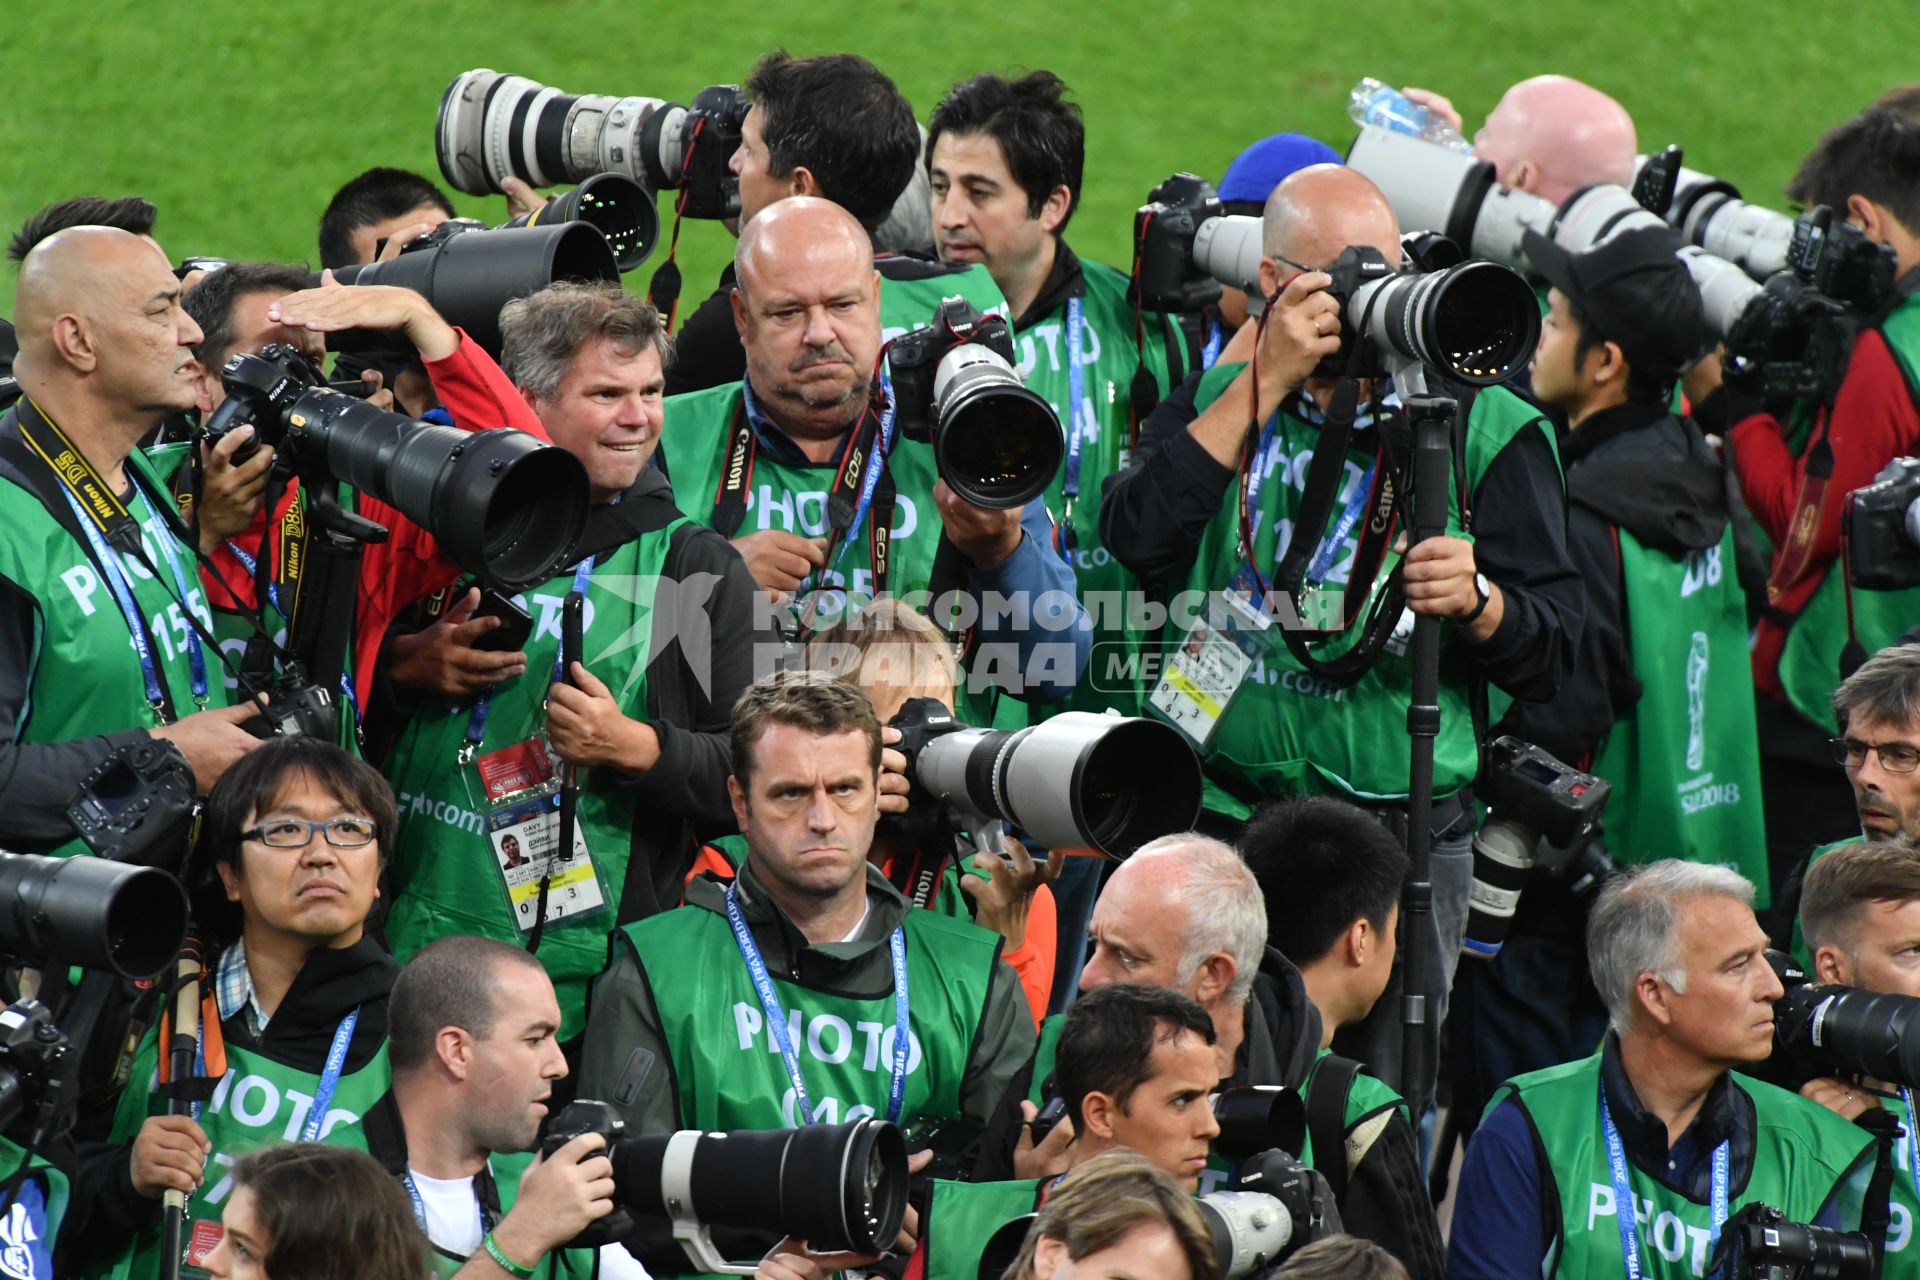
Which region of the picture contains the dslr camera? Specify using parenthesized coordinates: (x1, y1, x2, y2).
(1845, 456, 1920, 591)
(202, 344, 590, 595)
(1461, 737, 1612, 959)
(539, 1100, 908, 1272)
(1752, 949, 1920, 1092)
(886, 297, 1063, 511)
(1711, 1202, 1873, 1280)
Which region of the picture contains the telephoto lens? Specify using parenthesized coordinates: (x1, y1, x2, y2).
(323, 221, 619, 357)
(1198, 1192, 1294, 1280)
(501, 173, 661, 272)
(1650, 161, 1796, 282)
(895, 700, 1205, 860)
(1333, 249, 1541, 386)
(0, 852, 187, 980)
(1211, 1086, 1306, 1162)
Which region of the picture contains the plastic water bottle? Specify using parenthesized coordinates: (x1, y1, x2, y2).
(1348, 77, 1473, 152)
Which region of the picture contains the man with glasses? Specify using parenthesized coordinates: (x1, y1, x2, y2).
(72, 737, 399, 1279)
(1781, 643, 1920, 963)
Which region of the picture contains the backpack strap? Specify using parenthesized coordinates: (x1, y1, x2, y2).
(1307, 1053, 1364, 1201)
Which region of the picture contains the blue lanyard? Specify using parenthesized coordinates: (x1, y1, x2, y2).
(1241, 413, 1281, 567)
(1200, 315, 1224, 371)
(223, 538, 283, 614)
(1599, 1089, 1727, 1279)
(304, 1006, 362, 1142)
(463, 557, 593, 753)
(58, 484, 207, 711)
(724, 885, 910, 1125)
(1061, 298, 1088, 502)
(1305, 461, 1378, 585)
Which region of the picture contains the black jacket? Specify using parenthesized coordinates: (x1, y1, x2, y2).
(1100, 371, 1582, 704)
(64, 938, 397, 1273)
(1241, 950, 1446, 1280)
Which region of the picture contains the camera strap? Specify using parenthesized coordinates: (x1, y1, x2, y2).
(8, 398, 211, 717)
(1600, 1086, 1727, 1278)
(1060, 299, 1089, 541)
(724, 884, 910, 1125)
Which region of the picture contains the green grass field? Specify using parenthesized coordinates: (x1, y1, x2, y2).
(2, 0, 1914, 320)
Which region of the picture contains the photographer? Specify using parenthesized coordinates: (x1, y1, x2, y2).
(1685, 107, 1920, 883)
(75, 737, 396, 1279)
(1100, 164, 1581, 1097)
(381, 282, 764, 1040)
(186, 265, 556, 726)
(665, 50, 1007, 398)
(316, 168, 458, 271)
(578, 670, 1034, 1272)
(1451, 228, 1765, 1142)
(1448, 861, 1875, 1280)
(1401, 75, 1638, 205)
(336, 935, 643, 1279)
(0, 227, 259, 858)
(994, 1151, 1218, 1280)
(912, 984, 1224, 1279)
(1794, 841, 1920, 1266)
(660, 197, 1088, 707)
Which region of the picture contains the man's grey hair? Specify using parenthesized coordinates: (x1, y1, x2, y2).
(498, 281, 671, 401)
(1832, 643, 1920, 732)
(1587, 860, 1755, 1036)
(1131, 833, 1268, 1004)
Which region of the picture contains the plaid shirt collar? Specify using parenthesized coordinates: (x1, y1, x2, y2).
(213, 939, 270, 1037)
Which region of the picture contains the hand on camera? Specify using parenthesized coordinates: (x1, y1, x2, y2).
(1258, 272, 1342, 404)
(1396, 533, 1502, 640)
(878, 726, 911, 816)
(733, 531, 829, 602)
(376, 222, 441, 263)
(1012, 1098, 1075, 1181)
(1800, 1076, 1880, 1121)
(129, 1114, 211, 1198)
(195, 425, 275, 553)
(961, 839, 1065, 951)
(1682, 349, 1725, 408)
(150, 701, 266, 791)
(549, 663, 661, 772)
(387, 587, 527, 698)
(494, 1133, 615, 1264)
(266, 271, 460, 361)
(757, 1237, 886, 1280)
(934, 481, 1023, 569)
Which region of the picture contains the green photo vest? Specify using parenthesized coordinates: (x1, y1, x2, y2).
(1777, 297, 1920, 731)
(1015, 259, 1175, 720)
(383, 526, 681, 1041)
(95, 1026, 391, 1280)
(1165, 364, 1556, 814)
(620, 903, 999, 1132)
(922, 1177, 1042, 1280)
(1502, 1052, 1872, 1280)
(0, 439, 232, 858)
(1589, 527, 1768, 900)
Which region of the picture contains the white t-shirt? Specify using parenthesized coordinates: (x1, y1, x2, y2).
(406, 1166, 653, 1279)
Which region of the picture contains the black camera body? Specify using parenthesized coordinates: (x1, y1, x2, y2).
(1845, 456, 1920, 590)
(1758, 948, 1920, 1091)
(1789, 207, 1898, 315)
(240, 676, 340, 743)
(672, 85, 750, 220)
(1313, 245, 1401, 380)
(1712, 1202, 1874, 1280)
(1478, 736, 1611, 848)
(1130, 172, 1227, 312)
(886, 297, 1063, 511)
(0, 1001, 72, 1137)
(540, 1100, 634, 1247)
(66, 738, 197, 866)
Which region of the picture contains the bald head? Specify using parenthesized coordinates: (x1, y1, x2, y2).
(1476, 75, 1638, 204)
(734, 196, 874, 303)
(730, 196, 882, 440)
(1084, 834, 1268, 1007)
(12, 226, 201, 428)
(1261, 164, 1402, 270)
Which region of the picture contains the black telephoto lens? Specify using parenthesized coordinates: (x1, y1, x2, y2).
(502, 173, 660, 273)
(0, 852, 187, 979)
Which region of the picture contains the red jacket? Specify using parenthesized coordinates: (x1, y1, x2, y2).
(1704, 326, 1920, 697)
(199, 331, 546, 706)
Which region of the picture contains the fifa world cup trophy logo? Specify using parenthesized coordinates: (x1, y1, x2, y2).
(1686, 632, 1710, 772)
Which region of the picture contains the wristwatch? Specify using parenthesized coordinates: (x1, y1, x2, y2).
(1461, 572, 1493, 625)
